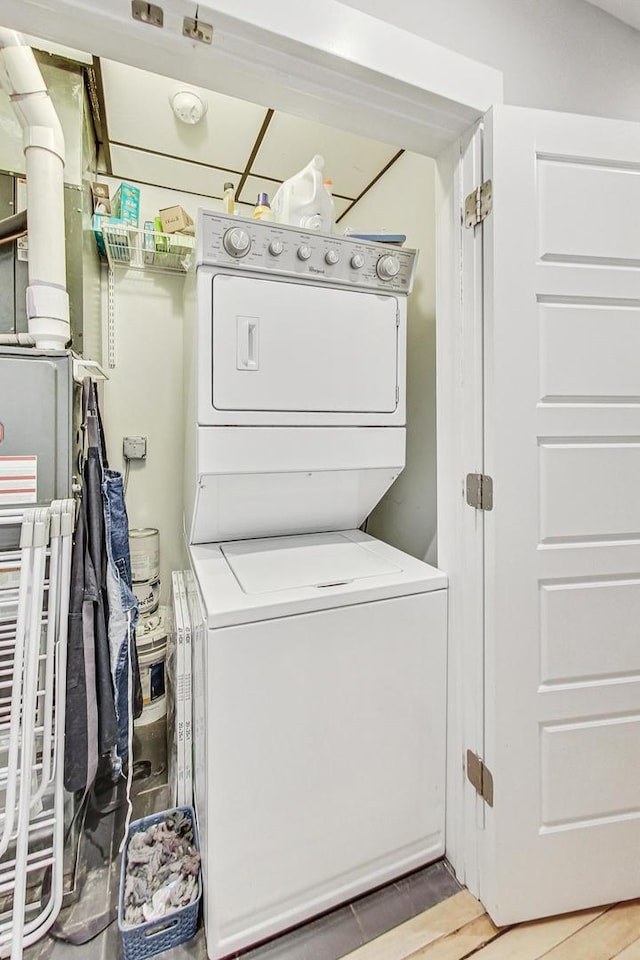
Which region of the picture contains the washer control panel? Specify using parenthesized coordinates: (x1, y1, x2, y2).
(197, 212, 417, 293)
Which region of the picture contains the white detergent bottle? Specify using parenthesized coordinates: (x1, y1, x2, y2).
(271, 155, 334, 232)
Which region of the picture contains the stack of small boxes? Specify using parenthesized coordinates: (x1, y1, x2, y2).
(144, 205, 194, 266)
(92, 181, 140, 261)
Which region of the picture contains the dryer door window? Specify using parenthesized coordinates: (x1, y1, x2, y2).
(211, 275, 398, 413)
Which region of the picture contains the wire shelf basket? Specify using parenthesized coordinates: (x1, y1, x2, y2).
(101, 227, 195, 274)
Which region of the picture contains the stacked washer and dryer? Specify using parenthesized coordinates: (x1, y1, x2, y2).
(183, 212, 448, 959)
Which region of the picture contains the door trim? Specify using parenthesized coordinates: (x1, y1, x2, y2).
(436, 123, 486, 892)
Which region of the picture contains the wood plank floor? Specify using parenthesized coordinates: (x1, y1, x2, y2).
(343, 891, 640, 960)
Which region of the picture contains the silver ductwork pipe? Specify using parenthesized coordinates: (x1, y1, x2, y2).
(0, 29, 70, 349)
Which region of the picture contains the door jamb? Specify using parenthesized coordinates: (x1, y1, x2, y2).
(436, 122, 486, 895)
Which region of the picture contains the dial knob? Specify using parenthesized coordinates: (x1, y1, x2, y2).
(350, 253, 365, 270)
(269, 239, 284, 256)
(223, 227, 251, 258)
(376, 254, 401, 280)
(297, 245, 312, 261)
(325, 249, 340, 265)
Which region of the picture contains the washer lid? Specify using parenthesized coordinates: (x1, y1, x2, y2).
(189, 530, 447, 629)
(220, 532, 401, 593)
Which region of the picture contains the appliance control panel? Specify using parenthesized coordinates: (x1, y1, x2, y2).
(197, 212, 418, 293)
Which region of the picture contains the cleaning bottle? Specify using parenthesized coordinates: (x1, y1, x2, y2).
(271, 155, 333, 232)
(253, 192, 274, 221)
(223, 181, 235, 216)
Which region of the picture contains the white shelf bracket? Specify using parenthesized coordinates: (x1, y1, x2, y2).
(107, 266, 116, 369)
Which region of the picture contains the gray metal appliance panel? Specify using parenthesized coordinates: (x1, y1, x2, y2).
(0, 348, 73, 511)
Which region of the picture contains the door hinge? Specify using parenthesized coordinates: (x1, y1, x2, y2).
(464, 179, 493, 229)
(466, 473, 493, 511)
(467, 750, 494, 806)
(131, 1, 164, 28)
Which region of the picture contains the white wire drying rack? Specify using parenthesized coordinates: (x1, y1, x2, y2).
(0, 501, 74, 960)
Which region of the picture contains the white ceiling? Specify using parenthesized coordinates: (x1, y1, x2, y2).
(583, 0, 640, 30)
(99, 59, 402, 218)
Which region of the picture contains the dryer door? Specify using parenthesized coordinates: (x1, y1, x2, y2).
(211, 275, 399, 413)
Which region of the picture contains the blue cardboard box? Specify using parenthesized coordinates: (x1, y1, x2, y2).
(112, 182, 140, 227)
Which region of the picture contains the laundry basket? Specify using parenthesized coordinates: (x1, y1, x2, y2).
(118, 806, 201, 960)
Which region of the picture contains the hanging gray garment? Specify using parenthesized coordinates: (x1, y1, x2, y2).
(64, 492, 99, 792)
(64, 381, 118, 791)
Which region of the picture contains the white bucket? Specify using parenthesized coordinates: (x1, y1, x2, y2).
(133, 577, 160, 616)
(135, 607, 168, 726)
(129, 528, 160, 583)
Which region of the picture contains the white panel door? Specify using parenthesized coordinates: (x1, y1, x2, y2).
(211, 275, 399, 412)
(481, 104, 640, 924)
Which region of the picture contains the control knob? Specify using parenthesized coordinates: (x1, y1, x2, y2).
(269, 239, 284, 256)
(297, 245, 312, 261)
(350, 253, 365, 270)
(223, 227, 251, 258)
(376, 254, 401, 281)
(325, 249, 340, 265)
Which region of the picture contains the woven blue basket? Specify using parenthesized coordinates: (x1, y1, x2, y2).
(118, 805, 201, 960)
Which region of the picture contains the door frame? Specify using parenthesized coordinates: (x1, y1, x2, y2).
(0, 0, 503, 156)
(435, 124, 486, 891)
(1, 0, 491, 896)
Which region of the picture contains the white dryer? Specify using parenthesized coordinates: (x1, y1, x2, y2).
(183, 212, 415, 544)
(183, 213, 448, 959)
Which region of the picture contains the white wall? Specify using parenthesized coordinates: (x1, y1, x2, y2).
(101, 268, 185, 600)
(99, 179, 253, 598)
(340, 152, 437, 564)
(339, 0, 640, 122)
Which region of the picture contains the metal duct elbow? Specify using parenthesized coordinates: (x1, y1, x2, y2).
(0, 29, 70, 349)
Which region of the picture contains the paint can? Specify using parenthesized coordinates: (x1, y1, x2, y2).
(129, 528, 160, 583)
(133, 577, 161, 616)
(135, 607, 168, 726)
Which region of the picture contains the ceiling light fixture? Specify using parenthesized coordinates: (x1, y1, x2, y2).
(170, 89, 207, 125)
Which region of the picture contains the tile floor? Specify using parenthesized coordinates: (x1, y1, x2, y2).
(23, 719, 460, 960)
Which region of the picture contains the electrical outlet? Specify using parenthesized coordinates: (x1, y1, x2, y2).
(123, 436, 147, 460)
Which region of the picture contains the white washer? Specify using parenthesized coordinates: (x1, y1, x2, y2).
(183, 213, 448, 959)
(188, 530, 447, 959)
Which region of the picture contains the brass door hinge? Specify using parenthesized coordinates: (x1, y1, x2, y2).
(467, 750, 494, 806)
(466, 473, 493, 511)
(464, 180, 493, 229)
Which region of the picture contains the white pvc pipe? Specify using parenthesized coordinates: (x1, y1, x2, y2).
(0, 334, 35, 346)
(0, 29, 69, 350)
